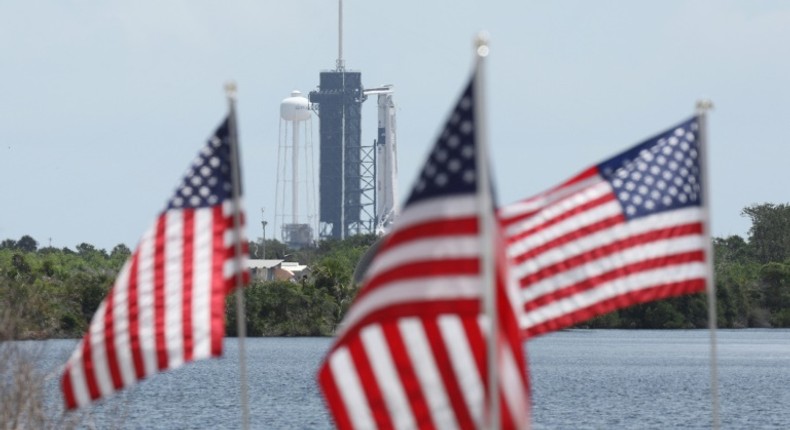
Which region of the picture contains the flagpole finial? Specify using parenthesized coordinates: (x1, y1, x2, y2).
(696, 99, 714, 113)
(225, 81, 238, 101)
(475, 31, 490, 58)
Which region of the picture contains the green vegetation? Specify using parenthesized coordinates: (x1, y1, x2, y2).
(0, 233, 377, 339)
(1, 204, 790, 339)
(0, 237, 130, 339)
(585, 203, 790, 329)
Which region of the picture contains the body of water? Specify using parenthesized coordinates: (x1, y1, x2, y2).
(19, 329, 790, 429)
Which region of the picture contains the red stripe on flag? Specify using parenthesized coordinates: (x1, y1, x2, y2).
(222, 211, 247, 292)
(523, 222, 704, 286)
(182, 209, 195, 362)
(525, 250, 705, 311)
(127, 253, 145, 379)
(381, 217, 478, 251)
(499, 167, 601, 228)
(80, 332, 100, 400)
(347, 334, 394, 430)
(381, 322, 436, 430)
(62, 365, 77, 410)
(512, 211, 624, 267)
(210, 205, 226, 357)
(508, 194, 625, 263)
(525, 279, 707, 337)
(103, 289, 123, 389)
(335, 299, 480, 349)
(317, 363, 354, 430)
(423, 317, 476, 430)
(358, 258, 480, 301)
(461, 318, 486, 383)
(153, 216, 168, 370)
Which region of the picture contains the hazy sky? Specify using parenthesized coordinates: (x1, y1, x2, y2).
(2, 1, 789, 251)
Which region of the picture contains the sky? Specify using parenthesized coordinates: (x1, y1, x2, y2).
(2, 1, 789, 251)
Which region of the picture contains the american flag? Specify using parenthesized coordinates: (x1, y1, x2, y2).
(318, 75, 530, 430)
(61, 114, 248, 409)
(500, 117, 708, 338)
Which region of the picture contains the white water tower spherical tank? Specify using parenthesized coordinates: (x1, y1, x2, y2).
(276, 89, 316, 249)
(280, 90, 311, 121)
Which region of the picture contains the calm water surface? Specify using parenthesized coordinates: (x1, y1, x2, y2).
(25, 329, 790, 429)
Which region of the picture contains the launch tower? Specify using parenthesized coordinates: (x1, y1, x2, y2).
(308, 0, 398, 239)
(309, 70, 368, 239)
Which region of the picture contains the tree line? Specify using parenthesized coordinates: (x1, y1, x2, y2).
(587, 203, 790, 329)
(0, 233, 378, 340)
(1, 203, 789, 340)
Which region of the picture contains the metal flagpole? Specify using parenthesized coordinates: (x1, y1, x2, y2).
(697, 99, 720, 430)
(226, 81, 250, 430)
(474, 32, 500, 430)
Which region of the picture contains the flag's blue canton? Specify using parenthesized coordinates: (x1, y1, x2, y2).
(167, 118, 234, 210)
(598, 117, 701, 221)
(406, 81, 476, 206)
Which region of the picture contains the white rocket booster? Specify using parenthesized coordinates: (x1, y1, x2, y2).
(364, 85, 398, 234)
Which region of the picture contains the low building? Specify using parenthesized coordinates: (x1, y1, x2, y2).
(246, 259, 311, 283)
(246, 259, 284, 281)
(279, 261, 311, 282)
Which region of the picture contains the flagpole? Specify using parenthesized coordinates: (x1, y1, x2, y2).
(226, 81, 250, 430)
(474, 32, 500, 430)
(697, 99, 720, 430)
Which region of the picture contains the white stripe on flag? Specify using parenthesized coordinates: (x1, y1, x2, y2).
(399, 317, 459, 430)
(505, 180, 611, 240)
(165, 210, 185, 368)
(392, 195, 478, 230)
(67, 343, 90, 408)
(521, 262, 708, 329)
(499, 175, 603, 222)
(88, 300, 113, 398)
(365, 235, 480, 282)
(338, 276, 481, 338)
(329, 346, 376, 429)
(192, 208, 213, 359)
(112, 261, 136, 387)
(523, 233, 705, 302)
(136, 226, 158, 376)
(508, 197, 622, 261)
(512, 207, 704, 280)
(222, 198, 245, 258)
(360, 324, 417, 430)
(438, 314, 484, 428)
(500, 340, 530, 427)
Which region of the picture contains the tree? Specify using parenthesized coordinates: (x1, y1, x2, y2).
(76, 242, 97, 256)
(11, 253, 31, 276)
(15, 235, 38, 253)
(713, 235, 752, 265)
(262, 239, 288, 259)
(742, 203, 790, 264)
(109, 243, 131, 269)
(759, 262, 790, 326)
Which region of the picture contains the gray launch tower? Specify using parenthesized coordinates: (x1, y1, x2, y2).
(308, 0, 397, 240)
(309, 70, 371, 239)
(308, 0, 378, 240)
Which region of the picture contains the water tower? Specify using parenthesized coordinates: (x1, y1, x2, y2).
(275, 90, 317, 249)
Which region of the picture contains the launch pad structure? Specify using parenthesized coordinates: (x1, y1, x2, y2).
(306, 1, 398, 240)
(273, 0, 397, 245)
(309, 70, 366, 239)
